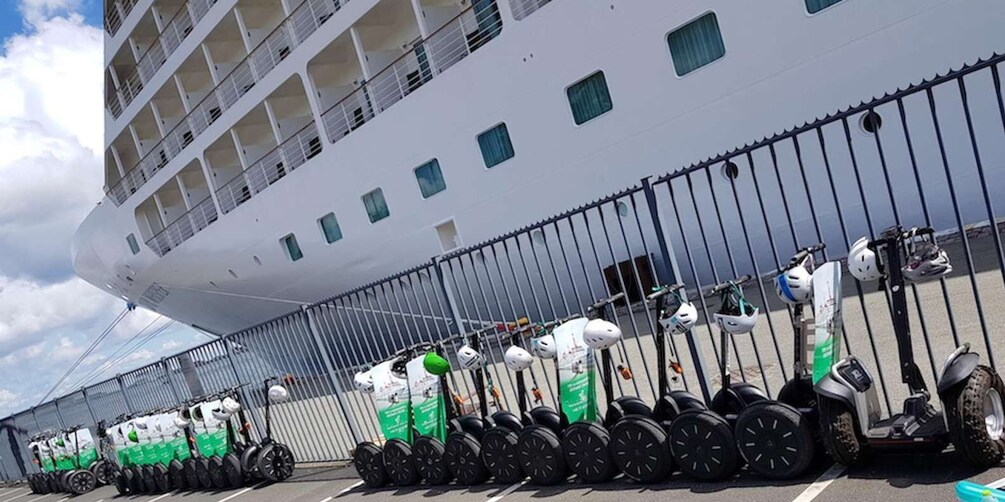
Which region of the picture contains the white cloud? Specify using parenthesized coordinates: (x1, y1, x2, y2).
(17, 0, 84, 28)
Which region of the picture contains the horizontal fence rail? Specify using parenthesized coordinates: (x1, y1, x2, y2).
(4, 53, 1004, 477)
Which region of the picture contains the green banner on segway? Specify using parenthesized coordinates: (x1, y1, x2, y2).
(554, 317, 599, 423)
(372, 360, 411, 442)
(812, 262, 843, 384)
(407, 354, 448, 442)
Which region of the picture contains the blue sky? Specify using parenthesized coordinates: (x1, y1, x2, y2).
(0, 0, 102, 40)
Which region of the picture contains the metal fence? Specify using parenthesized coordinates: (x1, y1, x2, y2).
(2, 53, 1004, 481)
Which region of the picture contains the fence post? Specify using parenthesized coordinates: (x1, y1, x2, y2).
(177, 353, 206, 398)
(160, 358, 184, 406)
(301, 306, 363, 445)
(641, 176, 715, 403)
(220, 336, 265, 439)
(81, 388, 99, 426)
(431, 258, 468, 336)
(115, 375, 136, 413)
(51, 401, 66, 430)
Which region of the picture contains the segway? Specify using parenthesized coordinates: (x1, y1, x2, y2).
(59, 426, 99, 494)
(352, 350, 411, 488)
(91, 422, 118, 487)
(408, 344, 473, 486)
(608, 284, 699, 483)
(179, 403, 215, 489)
(213, 388, 255, 487)
(816, 226, 1005, 467)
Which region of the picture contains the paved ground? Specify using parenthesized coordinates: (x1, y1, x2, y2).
(3, 455, 1005, 502)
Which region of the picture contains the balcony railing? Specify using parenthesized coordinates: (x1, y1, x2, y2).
(145, 195, 219, 256)
(509, 0, 551, 20)
(105, 0, 138, 36)
(321, 0, 502, 144)
(106, 0, 350, 206)
(216, 123, 323, 215)
(106, 0, 215, 119)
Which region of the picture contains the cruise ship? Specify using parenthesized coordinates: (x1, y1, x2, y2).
(74, 0, 1005, 336)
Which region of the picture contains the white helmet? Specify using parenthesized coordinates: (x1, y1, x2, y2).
(775, 263, 813, 304)
(713, 286, 759, 335)
(660, 301, 698, 335)
(583, 319, 621, 350)
(354, 370, 374, 394)
(504, 345, 533, 372)
(173, 416, 189, 429)
(530, 334, 557, 359)
(457, 345, 484, 370)
(268, 384, 290, 403)
(211, 408, 232, 422)
(222, 397, 242, 414)
(133, 417, 148, 430)
(848, 237, 882, 282)
(28, 441, 38, 450)
(903, 235, 952, 282)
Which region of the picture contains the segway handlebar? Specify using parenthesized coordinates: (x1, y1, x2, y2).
(588, 292, 626, 312)
(781, 243, 826, 272)
(645, 284, 684, 302)
(704, 275, 753, 297)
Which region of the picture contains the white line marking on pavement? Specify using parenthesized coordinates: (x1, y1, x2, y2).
(148, 492, 173, 502)
(25, 495, 51, 502)
(335, 480, 364, 497)
(487, 480, 527, 502)
(0, 490, 25, 501)
(320, 497, 333, 502)
(217, 483, 265, 502)
(1, 491, 31, 502)
(792, 464, 847, 502)
(51, 497, 65, 502)
(987, 477, 1005, 489)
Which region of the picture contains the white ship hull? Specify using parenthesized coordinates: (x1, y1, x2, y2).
(77, 0, 1005, 335)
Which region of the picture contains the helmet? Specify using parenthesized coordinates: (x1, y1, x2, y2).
(423, 352, 450, 376)
(848, 237, 882, 282)
(583, 319, 621, 350)
(660, 301, 698, 335)
(173, 417, 189, 429)
(530, 334, 556, 359)
(504, 345, 533, 372)
(354, 370, 374, 394)
(713, 285, 759, 335)
(903, 235, 952, 282)
(457, 345, 484, 370)
(268, 384, 290, 403)
(776, 261, 813, 304)
(133, 417, 148, 430)
(211, 408, 232, 422)
(127, 430, 139, 443)
(222, 397, 241, 414)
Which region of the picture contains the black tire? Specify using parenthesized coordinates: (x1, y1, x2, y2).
(562, 422, 616, 483)
(60, 470, 73, 492)
(413, 436, 452, 485)
(517, 425, 566, 486)
(92, 459, 114, 486)
(711, 383, 768, 416)
(481, 427, 523, 483)
(527, 406, 563, 436)
(353, 442, 388, 488)
(29, 474, 41, 494)
(490, 411, 523, 433)
(184, 458, 200, 490)
(142, 465, 157, 493)
(670, 391, 707, 413)
(383, 439, 419, 486)
(128, 467, 143, 493)
(610, 416, 674, 483)
(944, 365, 1005, 467)
(605, 396, 654, 425)
(241, 443, 261, 478)
(735, 401, 815, 479)
(153, 463, 171, 492)
(169, 459, 187, 490)
(778, 377, 817, 411)
(47, 473, 59, 493)
(817, 395, 872, 467)
(223, 452, 245, 488)
(209, 455, 228, 489)
(196, 457, 213, 489)
(256, 443, 295, 482)
(444, 431, 488, 486)
(67, 469, 97, 495)
(114, 471, 129, 495)
(669, 410, 739, 481)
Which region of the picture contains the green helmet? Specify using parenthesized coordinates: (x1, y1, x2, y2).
(55, 438, 65, 447)
(423, 351, 450, 376)
(128, 430, 139, 443)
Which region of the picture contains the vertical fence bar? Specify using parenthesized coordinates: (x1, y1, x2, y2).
(303, 306, 363, 445)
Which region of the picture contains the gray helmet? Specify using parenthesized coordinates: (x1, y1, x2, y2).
(902, 233, 951, 282)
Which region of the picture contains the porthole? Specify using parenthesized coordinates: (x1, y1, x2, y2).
(616, 201, 630, 217)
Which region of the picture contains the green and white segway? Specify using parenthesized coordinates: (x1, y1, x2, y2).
(352, 352, 410, 488)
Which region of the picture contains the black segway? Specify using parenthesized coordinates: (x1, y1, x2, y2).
(817, 226, 1005, 467)
(352, 349, 411, 488)
(242, 378, 296, 482)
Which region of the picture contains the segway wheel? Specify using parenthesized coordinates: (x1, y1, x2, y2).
(169, 459, 187, 490)
(669, 410, 739, 481)
(241, 443, 261, 478)
(413, 436, 452, 485)
(92, 459, 114, 486)
(256, 443, 296, 482)
(711, 383, 769, 416)
(184, 458, 200, 490)
(945, 365, 1005, 467)
(128, 467, 144, 493)
(142, 465, 157, 493)
(47, 472, 60, 493)
(606, 396, 654, 425)
(209, 456, 228, 489)
(60, 470, 73, 492)
(517, 425, 566, 486)
(68, 469, 97, 495)
(383, 439, 419, 486)
(610, 416, 674, 483)
(29, 474, 41, 494)
(153, 463, 172, 492)
(481, 427, 523, 483)
(353, 442, 388, 488)
(817, 396, 872, 467)
(223, 452, 245, 488)
(115, 471, 129, 495)
(445, 431, 488, 486)
(562, 422, 616, 483)
(735, 401, 814, 479)
(196, 457, 213, 489)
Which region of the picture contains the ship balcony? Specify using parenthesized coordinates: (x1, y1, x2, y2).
(142, 162, 218, 256)
(106, 0, 355, 207)
(320, 0, 503, 144)
(105, 0, 140, 36)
